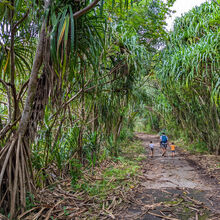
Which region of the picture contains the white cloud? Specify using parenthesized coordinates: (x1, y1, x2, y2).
(166, 0, 210, 30)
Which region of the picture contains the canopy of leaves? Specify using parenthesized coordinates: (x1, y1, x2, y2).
(158, 2, 220, 102)
(154, 1, 220, 153)
(0, 0, 174, 217)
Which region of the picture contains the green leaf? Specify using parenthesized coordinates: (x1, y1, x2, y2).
(69, 6, 75, 51)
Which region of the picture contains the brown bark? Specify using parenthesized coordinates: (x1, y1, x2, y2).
(0, 0, 102, 217)
(10, 27, 18, 122)
(78, 65, 85, 161)
(73, 0, 100, 19)
(10, 0, 19, 122)
(0, 79, 12, 126)
(17, 23, 45, 137)
(9, 2, 29, 123)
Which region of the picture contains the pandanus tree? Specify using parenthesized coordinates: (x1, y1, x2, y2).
(0, 0, 103, 216)
(157, 1, 220, 154)
(0, 0, 175, 217)
(0, 0, 35, 141)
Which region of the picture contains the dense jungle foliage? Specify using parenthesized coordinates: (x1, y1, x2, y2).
(0, 0, 219, 218)
(139, 1, 220, 154)
(0, 0, 175, 217)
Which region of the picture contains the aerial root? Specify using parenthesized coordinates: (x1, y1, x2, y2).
(0, 134, 33, 219)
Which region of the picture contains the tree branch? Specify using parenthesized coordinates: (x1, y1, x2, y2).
(13, 9, 30, 31)
(17, 20, 46, 137)
(0, 116, 21, 140)
(73, 0, 100, 19)
(0, 79, 12, 123)
(17, 79, 29, 101)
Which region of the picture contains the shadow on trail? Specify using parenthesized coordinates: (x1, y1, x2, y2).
(122, 133, 220, 220)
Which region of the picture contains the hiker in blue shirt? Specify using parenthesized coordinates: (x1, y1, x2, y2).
(160, 133, 168, 157)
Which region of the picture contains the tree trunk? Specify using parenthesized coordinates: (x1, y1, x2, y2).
(0, 0, 101, 217)
(78, 65, 85, 162)
(0, 16, 46, 219)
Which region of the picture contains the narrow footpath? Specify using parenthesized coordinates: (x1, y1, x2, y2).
(122, 133, 220, 220)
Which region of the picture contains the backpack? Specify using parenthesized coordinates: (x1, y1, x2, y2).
(161, 135, 167, 142)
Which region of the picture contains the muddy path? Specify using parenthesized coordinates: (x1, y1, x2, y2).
(122, 133, 220, 220)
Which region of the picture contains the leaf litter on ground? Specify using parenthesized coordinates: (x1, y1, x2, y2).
(17, 141, 146, 219)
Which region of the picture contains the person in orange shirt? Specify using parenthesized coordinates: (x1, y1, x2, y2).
(170, 142, 176, 157)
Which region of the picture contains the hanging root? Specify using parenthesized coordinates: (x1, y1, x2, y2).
(0, 134, 33, 219)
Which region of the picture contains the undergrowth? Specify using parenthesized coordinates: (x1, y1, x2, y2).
(18, 137, 146, 219)
(72, 140, 145, 200)
(175, 138, 210, 155)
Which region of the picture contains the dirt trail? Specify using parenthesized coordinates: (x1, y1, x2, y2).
(122, 133, 220, 220)
(138, 133, 212, 190)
